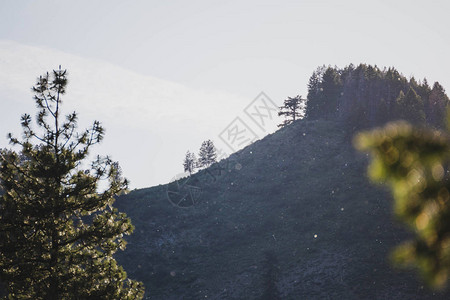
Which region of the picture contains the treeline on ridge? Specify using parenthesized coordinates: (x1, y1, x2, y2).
(305, 64, 450, 128)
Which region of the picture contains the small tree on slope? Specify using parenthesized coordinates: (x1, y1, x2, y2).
(198, 140, 217, 168)
(278, 95, 305, 127)
(0, 67, 144, 299)
(183, 150, 197, 175)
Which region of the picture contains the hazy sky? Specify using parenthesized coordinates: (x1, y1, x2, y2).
(1, 0, 449, 188)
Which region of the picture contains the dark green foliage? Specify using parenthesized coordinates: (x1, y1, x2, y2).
(305, 64, 448, 129)
(356, 119, 450, 288)
(305, 65, 326, 119)
(395, 88, 426, 125)
(320, 67, 343, 118)
(198, 140, 217, 168)
(278, 95, 305, 127)
(427, 82, 450, 128)
(0, 68, 144, 299)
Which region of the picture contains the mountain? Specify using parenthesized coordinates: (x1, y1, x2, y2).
(115, 118, 450, 299)
(3, 62, 448, 298)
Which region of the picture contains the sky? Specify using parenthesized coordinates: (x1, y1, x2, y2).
(0, 0, 449, 188)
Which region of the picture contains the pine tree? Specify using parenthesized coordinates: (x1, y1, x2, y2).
(305, 66, 326, 119)
(356, 117, 450, 288)
(427, 82, 450, 128)
(198, 140, 217, 168)
(183, 151, 197, 175)
(0, 67, 144, 299)
(277, 95, 305, 127)
(395, 88, 426, 125)
(320, 67, 342, 118)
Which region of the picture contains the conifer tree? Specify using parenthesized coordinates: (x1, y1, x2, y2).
(356, 117, 450, 288)
(304, 64, 450, 128)
(183, 150, 197, 175)
(427, 82, 450, 128)
(320, 67, 342, 118)
(305, 66, 326, 119)
(198, 140, 217, 168)
(395, 88, 426, 125)
(0, 67, 144, 299)
(278, 95, 305, 127)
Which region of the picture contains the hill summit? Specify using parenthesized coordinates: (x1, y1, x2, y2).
(305, 64, 449, 129)
(115, 64, 450, 299)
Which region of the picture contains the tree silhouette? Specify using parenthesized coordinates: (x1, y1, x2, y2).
(183, 150, 197, 175)
(0, 67, 144, 299)
(198, 140, 217, 168)
(278, 95, 305, 127)
(395, 88, 426, 124)
(304, 64, 447, 128)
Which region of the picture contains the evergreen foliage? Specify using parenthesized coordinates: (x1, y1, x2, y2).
(356, 117, 450, 288)
(183, 151, 197, 175)
(0, 67, 144, 299)
(198, 140, 217, 168)
(427, 82, 450, 128)
(277, 95, 305, 127)
(395, 88, 426, 125)
(305, 64, 449, 128)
